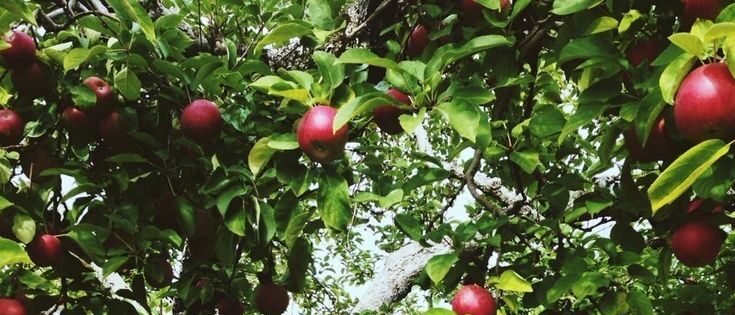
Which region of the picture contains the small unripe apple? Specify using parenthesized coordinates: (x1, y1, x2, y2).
(296, 105, 349, 164)
(217, 297, 245, 315)
(11, 61, 53, 98)
(373, 89, 411, 135)
(61, 106, 96, 138)
(407, 24, 429, 58)
(0, 298, 26, 315)
(682, 0, 722, 28)
(623, 115, 677, 162)
(1, 30, 36, 69)
(27, 234, 62, 267)
(674, 63, 735, 143)
(180, 99, 222, 144)
(671, 220, 724, 267)
(83, 76, 116, 108)
(451, 284, 497, 315)
(0, 109, 24, 146)
(626, 40, 662, 67)
(145, 256, 174, 288)
(254, 283, 289, 315)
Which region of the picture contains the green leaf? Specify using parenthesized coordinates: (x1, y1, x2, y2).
(510, 150, 540, 174)
(12, 214, 35, 244)
(583, 17, 619, 35)
(559, 102, 607, 144)
(668, 33, 706, 57)
(248, 137, 277, 177)
(0, 0, 36, 25)
(627, 288, 654, 315)
(102, 256, 130, 277)
(216, 184, 247, 219)
(317, 169, 351, 232)
(63, 46, 107, 71)
(659, 53, 697, 104)
(275, 192, 311, 248)
(436, 100, 483, 143)
(425, 253, 459, 285)
(423, 309, 456, 315)
(399, 107, 426, 134)
(0, 237, 31, 267)
(633, 89, 666, 147)
(267, 133, 299, 150)
(255, 22, 313, 53)
(333, 93, 397, 132)
(0, 196, 12, 211)
(312, 51, 344, 92)
(491, 270, 534, 292)
(572, 272, 609, 300)
(115, 68, 142, 100)
(395, 213, 422, 241)
(703, 22, 735, 42)
(551, 0, 602, 15)
(426, 35, 513, 75)
(336, 48, 400, 70)
(402, 167, 450, 191)
(618, 10, 643, 34)
(107, 0, 157, 44)
(648, 139, 732, 214)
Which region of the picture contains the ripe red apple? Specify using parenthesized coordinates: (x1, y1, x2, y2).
(0, 109, 24, 146)
(11, 61, 53, 98)
(373, 89, 411, 135)
(98, 110, 127, 143)
(623, 115, 677, 162)
(407, 24, 429, 58)
(674, 63, 735, 143)
(451, 284, 497, 315)
(217, 297, 245, 315)
(626, 40, 662, 67)
(254, 283, 289, 315)
(84, 76, 116, 108)
(296, 105, 349, 164)
(145, 256, 174, 288)
(27, 234, 62, 267)
(671, 220, 724, 267)
(61, 106, 96, 138)
(0, 298, 26, 315)
(180, 99, 223, 144)
(682, 0, 722, 28)
(1, 30, 36, 69)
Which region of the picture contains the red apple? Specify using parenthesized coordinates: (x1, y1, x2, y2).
(145, 256, 174, 288)
(1, 30, 36, 69)
(189, 210, 216, 261)
(682, 0, 722, 28)
(98, 110, 128, 143)
(254, 283, 289, 315)
(84, 76, 116, 108)
(296, 105, 349, 164)
(461, 0, 483, 20)
(686, 198, 725, 215)
(674, 63, 735, 143)
(0, 298, 26, 315)
(217, 297, 245, 315)
(373, 89, 411, 135)
(61, 106, 96, 138)
(626, 40, 662, 67)
(180, 99, 222, 144)
(623, 115, 677, 162)
(451, 284, 497, 315)
(0, 109, 24, 146)
(27, 234, 62, 267)
(671, 220, 724, 267)
(407, 24, 429, 58)
(11, 61, 53, 98)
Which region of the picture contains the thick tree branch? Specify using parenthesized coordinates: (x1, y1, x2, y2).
(465, 150, 503, 215)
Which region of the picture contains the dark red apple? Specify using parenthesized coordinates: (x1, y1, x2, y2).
(626, 40, 662, 67)
(84, 76, 116, 108)
(27, 234, 62, 267)
(11, 61, 53, 98)
(682, 0, 721, 28)
(98, 110, 127, 143)
(21, 146, 57, 182)
(461, 0, 483, 20)
(296, 105, 349, 164)
(0, 298, 26, 315)
(217, 297, 245, 315)
(188, 210, 216, 261)
(254, 283, 289, 315)
(671, 220, 724, 267)
(145, 256, 174, 288)
(407, 24, 429, 58)
(0, 109, 24, 146)
(180, 99, 222, 144)
(451, 284, 497, 315)
(686, 198, 725, 215)
(1, 30, 36, 69)
(61, 106, 96, 138)
(373, 89, 411, 135)
(674, 63, 735, 143)
(623, 115, 677, 162)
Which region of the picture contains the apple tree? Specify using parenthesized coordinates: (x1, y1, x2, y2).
(0, 0, 734, 314)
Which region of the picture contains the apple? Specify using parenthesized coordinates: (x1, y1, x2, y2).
(189, 210, 216, 261)
(623, 115, 677, 162)
(180, 99, 222, 144)
(254, 283, 289, 315)
(671, 220, 724, 267)
(0, 298, 25, 315)
(84, 76, 116, 108)
(674, 63, 735, 143)
(1, 30, 36, 69)
(217, 297, 245, 315)
(686, 198, 725, 215)
(373, 89, 411, 135)
(0, 109, 24, 146)
(296, 105, 349, 164)
(21, 146, 57, 182)
(682, 0, 722, 28)
(461, 0, 510, 19)
(407, 24, 429, 58)
(27, 234, 62, 267)
(451, 284, 497, 315)
(61, 106, 96, 139)
(626, 40, 662, 67)
(145, 256, 174, 288)
(11, 61, 53, 98)
(98, 110, 128, 143)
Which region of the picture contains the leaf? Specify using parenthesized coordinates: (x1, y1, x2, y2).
(333, 93, 397, 132)
(0, 237, 31, 267)
(583, 17, 619, 35)
(425, 253, 459, 285)
(572, 272, 609, 299)
(648, 139, 732, 214)
(312, 51, 344, 92)
(399, 107, 426, 134)
(336, 48, 400, 70)
(107, 0, 157, 44)
(423, 309, 456, 315)
(659, 53, 697, 104)
(703, 22, 735, 42)
(0, 0, 36, 25)
(436, 100, 483, 143)
(12, 214, 35, 244)
(395, 214, 422, 241)
(0, 196, 12, 211)
(426, 35, 513, 75)
(317, 169, 351, 232)
(255, 22, 313, 53)
(248, 137, 277, 177)
(558, 102, 607, 144)
(618, 10, 643, 34)
(115, 68, 142, 100)
(627, 288, 654, 315)
(510, 150, 540, 174)
(491, 270, 534, 292)
(551, 0, 602, 15)
(267, 133, 299, 150)
(102, 256, 130, 277)
(402, 167, 450, 191)
(275, 192, 312, 248)
(63, 46, 107, 71)
(668, 33, 706, 57)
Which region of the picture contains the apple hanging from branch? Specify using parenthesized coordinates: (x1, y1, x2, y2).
(0, 109, 24, 146)
(451, 284, 497, 315)
(674, 63, 735, 143)
(296, 105, 349, 164)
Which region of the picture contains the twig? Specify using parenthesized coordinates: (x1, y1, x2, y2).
(465, 150, 502, 215)
(346, 0, 394, 38)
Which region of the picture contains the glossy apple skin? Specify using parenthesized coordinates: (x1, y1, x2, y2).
(0, 298, 26, 315)
(674, 63, 735, 143)
(682, 0, 721, 28)
(671, 221, 724, 267)
(623, 116, 677, 162)
(62, 107, 96, 138)
(181, 99, 223, 144)
(84, 76, 116, 108)
(626, 40, 662, 67)
(216, 297, 245, 315)
(145, 256, 174, 288)
(373, 89, 411, 135)
(296, 105, 349, 164)
(1, 30, 36, 69)
(255, 283, 289, 315)
(451, 284, 497, 315)
(0, 109, 24, 146)
(11, 61, 53, 98)
(407, 25, 429, 58)
(27, 234, 62, 267)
